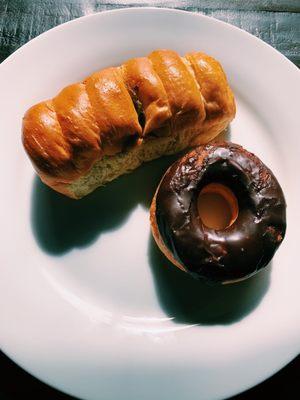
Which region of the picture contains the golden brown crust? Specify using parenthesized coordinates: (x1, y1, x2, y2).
(22, 49, 236, 196)
(22, 100, 75, 183)
(186, 52, 236, 142)
(122, 57, 172, 136)
(84, 67, 142, 156)
(148, 50, 206, 131)
(40, 176, 77, 198)
(53, 83, 101, 172)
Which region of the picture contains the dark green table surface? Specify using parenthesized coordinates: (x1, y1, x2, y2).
(0, 1, 299, 399)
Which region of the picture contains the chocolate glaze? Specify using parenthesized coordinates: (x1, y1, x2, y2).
(155, 142, 286, 283)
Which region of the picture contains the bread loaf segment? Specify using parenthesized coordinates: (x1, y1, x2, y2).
(148, 50, 206, 130)
(22, 49, 236, 198)
(186, 52, 236, 142)
(122, 57, 172, 136)
(84, 67, 142, 156)
(22, 100, 75, 181)
(53, 83, 101, 173)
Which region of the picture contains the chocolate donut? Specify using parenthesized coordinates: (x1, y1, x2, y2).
(150, 142, 286, 284)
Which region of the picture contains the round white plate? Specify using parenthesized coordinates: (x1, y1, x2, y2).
(0, 7, 299, 400)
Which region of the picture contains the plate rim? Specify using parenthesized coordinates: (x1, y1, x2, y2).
(1, 6, 299, 77)
(0, 6, 299, 400)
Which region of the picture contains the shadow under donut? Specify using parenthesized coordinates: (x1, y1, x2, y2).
(148, 235, 271, 325)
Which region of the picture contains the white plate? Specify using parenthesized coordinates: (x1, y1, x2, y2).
(0, 7, 300, 400)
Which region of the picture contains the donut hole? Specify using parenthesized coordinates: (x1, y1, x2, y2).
(197, 183, 239, 230)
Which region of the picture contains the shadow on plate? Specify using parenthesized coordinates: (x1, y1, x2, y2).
(148, 235, 271, 325)
(31, 126, 264, 324)
(31, 126, 231, 255)
(31, 154, 178, 255)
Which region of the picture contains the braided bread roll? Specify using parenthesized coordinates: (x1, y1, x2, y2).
(22, 50, 236, 198)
